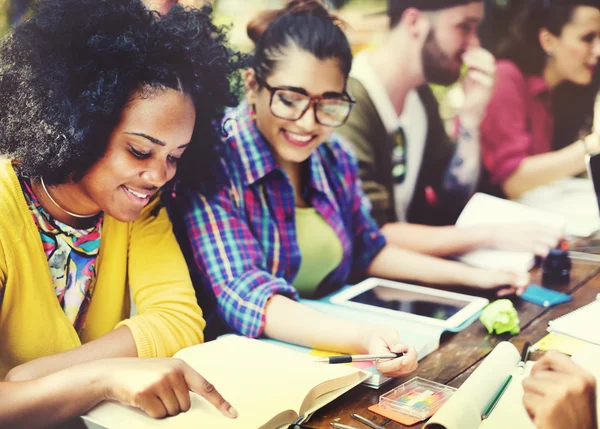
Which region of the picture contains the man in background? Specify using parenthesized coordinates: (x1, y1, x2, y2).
(338, 0, 560, 258)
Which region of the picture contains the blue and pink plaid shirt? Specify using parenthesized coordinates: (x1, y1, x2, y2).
(180, 102, 386, 338)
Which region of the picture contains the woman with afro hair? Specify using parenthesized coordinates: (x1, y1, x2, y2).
(0, 0, 243, 425)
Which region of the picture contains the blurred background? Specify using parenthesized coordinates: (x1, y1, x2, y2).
(0, 0, 522, 130)
(0, 0, 390, 50)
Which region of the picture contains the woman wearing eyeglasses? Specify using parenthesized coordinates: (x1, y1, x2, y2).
(172, 0, 528, 378)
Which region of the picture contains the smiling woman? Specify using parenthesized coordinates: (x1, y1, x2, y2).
(170, 0, 421, 382)
(480, 0, 600, 199)
(0, 0, 244, 427)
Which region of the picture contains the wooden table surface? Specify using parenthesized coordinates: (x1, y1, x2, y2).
(308, 243, 600, 429)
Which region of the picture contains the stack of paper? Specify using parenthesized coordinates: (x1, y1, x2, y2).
(456, 193, 566, 272)
(517, 178, 599, 237)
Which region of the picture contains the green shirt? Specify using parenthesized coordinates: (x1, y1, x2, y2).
(292, 207, 343, 298)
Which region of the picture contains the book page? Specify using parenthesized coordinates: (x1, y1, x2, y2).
(478, 362, 536, 429)
(85, 336, 366, 429)
(572, 344, 600, 423)
(424, 342, 521, 429)
(480, 344, 600, 428)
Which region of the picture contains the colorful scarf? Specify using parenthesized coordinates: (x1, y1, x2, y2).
(19, 175, 103, 333)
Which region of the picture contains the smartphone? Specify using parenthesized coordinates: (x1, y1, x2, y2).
(585, 152, 600, 215)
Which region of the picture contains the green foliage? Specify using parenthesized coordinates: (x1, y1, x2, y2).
(0, 0, 9, 37)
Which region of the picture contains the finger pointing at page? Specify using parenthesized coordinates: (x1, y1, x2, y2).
(183, 363, 239, 419)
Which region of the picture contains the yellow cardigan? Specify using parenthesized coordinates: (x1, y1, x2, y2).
(0, 161, 205, 378)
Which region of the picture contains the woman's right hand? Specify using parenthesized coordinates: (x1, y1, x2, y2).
(475, 224, 563, 257)
(94, 358, 238, 420)
(469, 267, 530, 297)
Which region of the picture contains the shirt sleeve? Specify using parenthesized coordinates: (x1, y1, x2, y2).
(480, 62, 532, 185)
(116, 195, 205, 358)
(335, 137, 387, 276)
(182, 183, 298, 339)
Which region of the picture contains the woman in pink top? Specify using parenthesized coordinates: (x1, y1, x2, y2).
(481, 0, 600, 199)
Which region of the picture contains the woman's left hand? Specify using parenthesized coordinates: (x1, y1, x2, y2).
(362, 325, 418, 378)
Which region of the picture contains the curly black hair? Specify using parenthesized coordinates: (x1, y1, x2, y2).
(0, 0, 246, 186)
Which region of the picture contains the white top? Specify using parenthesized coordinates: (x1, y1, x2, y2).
(350, 51, 428, 222)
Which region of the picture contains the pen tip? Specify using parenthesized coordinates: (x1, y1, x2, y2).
(314, 358, 327, 363)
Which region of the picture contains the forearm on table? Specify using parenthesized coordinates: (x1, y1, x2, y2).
(0, 365, 106, 428)
(263, 295, 371, 354)
(503, 141, 587, 199)
(7, 326, 137, 381)
(381, 223, 491, 256)
(366, 244, 483, 288)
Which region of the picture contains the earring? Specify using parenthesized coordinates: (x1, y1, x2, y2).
(250, 104, 257, 120)
(546, 50, 554, 59)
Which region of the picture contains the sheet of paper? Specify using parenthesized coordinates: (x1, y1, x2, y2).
(85, 336, 366, 429)
(517, 178, 600, 237)
(532, 332, 588, 355)
(572, 343, 600, 423)
(456, 193, 565, 271)
(478, 362, 536, 429)
(424, 342, 521, 429)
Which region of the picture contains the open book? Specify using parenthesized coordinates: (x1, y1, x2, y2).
(456, 193, 566, 272)
(83, 336, 369, 429)
(423, 341, 600, 429)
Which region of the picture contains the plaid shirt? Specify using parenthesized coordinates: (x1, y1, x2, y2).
(181, 102, 386, 338)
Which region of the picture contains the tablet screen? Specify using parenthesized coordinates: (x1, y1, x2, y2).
(348, 285, 470, 320)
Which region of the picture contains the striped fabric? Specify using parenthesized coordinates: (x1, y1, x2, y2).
(181, 102, 386, 338)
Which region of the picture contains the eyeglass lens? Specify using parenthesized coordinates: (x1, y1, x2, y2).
(271, 89, 351, 127)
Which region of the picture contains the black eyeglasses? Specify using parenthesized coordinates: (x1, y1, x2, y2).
(255, 75, 355, 127)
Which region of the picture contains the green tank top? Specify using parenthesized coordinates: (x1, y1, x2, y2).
(292, 207, 343, 298)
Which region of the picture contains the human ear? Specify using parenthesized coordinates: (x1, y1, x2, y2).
(539, 27, 557, 57)
(244, 68, 259, 104)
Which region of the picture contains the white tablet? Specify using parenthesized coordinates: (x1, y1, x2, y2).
(330, 278, 489, 329)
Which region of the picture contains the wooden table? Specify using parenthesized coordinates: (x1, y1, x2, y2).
(308, 249, 600, 429)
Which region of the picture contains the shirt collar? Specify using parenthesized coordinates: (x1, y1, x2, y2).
(528, 74, 550, 97)
(222, 101, 337, 193)
(221, 101, 279, 186)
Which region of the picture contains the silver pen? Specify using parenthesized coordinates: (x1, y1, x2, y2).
(351, 413, 387, 429)
(330, 423, 360, 429)
(315, 352, 404, 364)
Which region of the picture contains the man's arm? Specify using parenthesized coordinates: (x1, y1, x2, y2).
(442, 48, 496, 200)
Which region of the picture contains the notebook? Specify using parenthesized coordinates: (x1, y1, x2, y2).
(547, 297, 600, 346)
(82, 335, 370, 429)
(423, 341, 600, 429)
(294, 296, 461, 388)
(455, 193, 566, 272)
